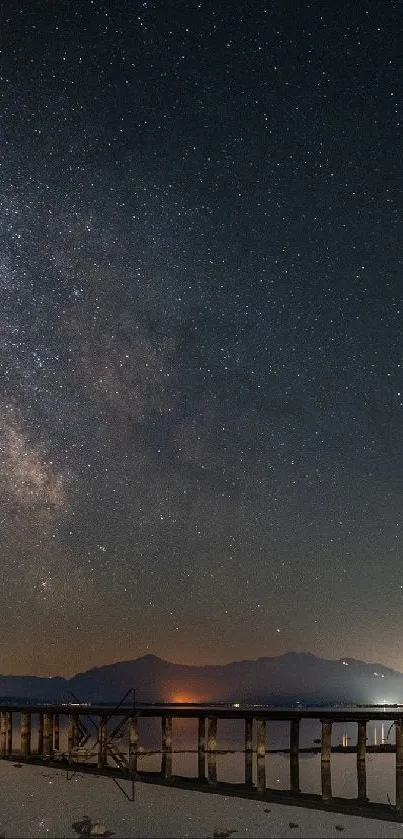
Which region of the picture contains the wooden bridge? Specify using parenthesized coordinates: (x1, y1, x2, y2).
(1, 703, 403, 821)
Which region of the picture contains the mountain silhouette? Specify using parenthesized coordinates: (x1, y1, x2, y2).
(0, 652, 401, 704)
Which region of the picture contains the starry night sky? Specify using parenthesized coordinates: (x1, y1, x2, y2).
(0, 0, 401, 676)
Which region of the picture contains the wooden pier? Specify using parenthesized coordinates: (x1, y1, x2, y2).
(0, 703, 402, 819)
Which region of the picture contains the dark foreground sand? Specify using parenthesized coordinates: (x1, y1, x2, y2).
(1, 761, 403, 838)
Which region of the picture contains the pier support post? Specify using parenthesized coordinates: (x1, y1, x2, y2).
(245, 718, 253, 752)
(207, 717, 217, 752)
(321, 759, 332, 801)
(0, 712, 6, 755)
(68, 715, 74, 752)
(207, 751, 217, 785)
(290, 754, 300, 793)
(38, 713, 44, 754)
(5, 712, 12, 755)
(290, 718, 300, 756)
(198, 717, 206, 782)
(245, 717, 253, 787)
(198, 751, 206, 782)
(43, 713, 53, 757)
(162, 751, 173, 780)
(256, 719, 266, 757)
(197, 752, 206, 784)
(21, 712, 31, 757)
(73, 713, 79, 747)
(162, 716, 173, 752)
(198, 717, 206, 751)
(396, 720, 403, 813)
(98, 714, 107, 768)
(129, 716, 138, 775)
(357, 758, 367, 801)
(161, 715, 173, 780)
(289, 720, 300, 793)
(245, 750, 253, 788)
(321, 719, 332, 762)
(257, 754, 266, 793)
(397, 770, 403, 816)
(68, 713, 79, 753)
(321, 719, 332, 800)
(53, 714, 60, 752)
(357, 720, 366, 763)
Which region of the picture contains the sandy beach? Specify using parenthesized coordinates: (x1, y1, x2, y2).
(1, 761, 403, 839)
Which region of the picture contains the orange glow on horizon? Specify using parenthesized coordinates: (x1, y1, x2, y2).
(169, 694, 197, 704)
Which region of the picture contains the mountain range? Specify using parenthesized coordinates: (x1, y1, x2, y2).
(1, 652, 403, 705)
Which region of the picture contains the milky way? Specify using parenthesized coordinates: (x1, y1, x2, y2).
(0, 0, 401, 675)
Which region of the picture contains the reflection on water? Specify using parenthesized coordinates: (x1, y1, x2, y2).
(135, 749, 397, 805)
(7, 716, 398, 802)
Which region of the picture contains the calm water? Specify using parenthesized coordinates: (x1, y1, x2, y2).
(1, 711, 403, 837)
(133, 717, 399, 804)
(5, 713, 400, 803)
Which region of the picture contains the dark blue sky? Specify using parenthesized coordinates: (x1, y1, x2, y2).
(0, 0, 401, 675)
